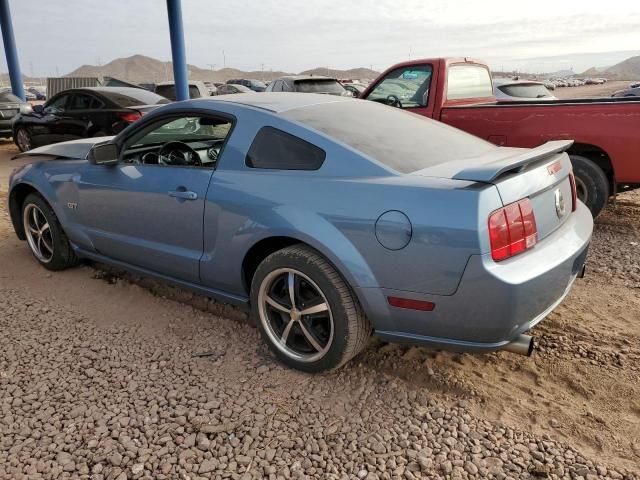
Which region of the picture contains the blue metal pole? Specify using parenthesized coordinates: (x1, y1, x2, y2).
(166, 0, 189, 101)
(0, 0, 25, 100)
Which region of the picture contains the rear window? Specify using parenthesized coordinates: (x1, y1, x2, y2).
(246, 126, 325, 170)
(447, 65, 493, 99)
(498, 83, 553, 99)
(153, 85, 201, 101)
(100, 88, 170, 106)
(284, 101, 495, 174)
(294, 79, 345, 94)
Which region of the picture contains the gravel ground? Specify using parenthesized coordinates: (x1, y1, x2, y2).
(0, 141, 638, 479)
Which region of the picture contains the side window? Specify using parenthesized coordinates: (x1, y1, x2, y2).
(68, 93, 94, 110)
(365, 64, 432, 108)
(44, 94, 69, 114)
(121, 115, 233, 168)
(447, 65, 493, 99)
(91, 97, 105, 109)
(246, 126, 325, 170)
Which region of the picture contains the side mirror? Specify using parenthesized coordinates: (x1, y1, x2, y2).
(33, 104, 44, 114)
(88, 143, 119, 166)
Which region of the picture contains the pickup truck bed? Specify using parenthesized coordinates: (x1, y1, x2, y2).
(361, 58, 640, 216)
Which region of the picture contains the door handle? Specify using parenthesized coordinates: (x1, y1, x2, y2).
(168, 190, 198, 200)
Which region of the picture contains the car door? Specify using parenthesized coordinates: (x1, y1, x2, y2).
(30, 93, 72, 145)
(362, 64, 435, 117)
(64, 92, 96, 140)
(75, 112, 234, 284)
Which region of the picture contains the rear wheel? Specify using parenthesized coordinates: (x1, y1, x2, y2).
(15, 127, 32, 152)
(251, 245, 371, 372)
(569, 154, 609, 217)
(21, 193, 79, 271)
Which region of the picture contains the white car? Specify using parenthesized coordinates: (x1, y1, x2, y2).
(154, 81, 211, 101)
(493, 79, 557, 101)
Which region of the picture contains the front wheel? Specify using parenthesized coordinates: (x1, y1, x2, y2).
(251, 245, 371, 372)
(569, 155, 610, 217)
(15, 127, 32, 152)
(21, 193, 79, 271)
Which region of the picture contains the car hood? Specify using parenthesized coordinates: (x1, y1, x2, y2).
(12, 136, 114, 161)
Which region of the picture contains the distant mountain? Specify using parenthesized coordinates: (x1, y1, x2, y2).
(299, 67, 379, 81)
(63, 54, 379, 85)
(604, 55, 640, 79)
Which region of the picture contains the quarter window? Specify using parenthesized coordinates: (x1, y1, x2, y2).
(447, 65, 493, 99)
(246, 127, 325, 170)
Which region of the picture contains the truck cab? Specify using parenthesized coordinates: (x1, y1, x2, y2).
(361, 58, 640, 217)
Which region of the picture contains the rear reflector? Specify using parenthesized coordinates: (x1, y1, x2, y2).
(119, 112, 142, 123)
(388, 297, 435, 311)
(569, 172, 577, 212)
(488, 198, 538, 261)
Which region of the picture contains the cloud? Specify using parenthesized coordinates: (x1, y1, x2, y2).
(1, 0, 639, 76)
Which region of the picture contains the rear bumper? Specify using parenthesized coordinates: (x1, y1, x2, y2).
(357, 202, 593, 352)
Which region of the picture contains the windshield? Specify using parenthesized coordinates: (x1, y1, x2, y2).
(498, 83, 553, 99)
(99, 88, 170, 106)
(284, 100, 496, 174)
(294, 79, 346, 94)
(0, 91, 22, 103)
(132, 116, 232, 147)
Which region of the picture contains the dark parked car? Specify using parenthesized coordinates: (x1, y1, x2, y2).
(265, 76, 351, 96)
(12, 87, 169, 152)
(226, 78, 267, 92)
(27, 87, 47, 100)
(216, 84, 255, 95)
(0, 90, 31, 139)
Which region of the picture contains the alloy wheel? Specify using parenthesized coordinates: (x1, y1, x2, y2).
(23, 204, 54, 263)
(258, 268, 334, 363)
(16, 129, 31, 151)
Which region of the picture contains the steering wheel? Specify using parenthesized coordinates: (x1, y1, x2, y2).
(157, 141, 201, 167)
(386, 95, 403, 108)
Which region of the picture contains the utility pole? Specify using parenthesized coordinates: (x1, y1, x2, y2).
(222, 50, 226, 69)
(207, 64, 215, 71)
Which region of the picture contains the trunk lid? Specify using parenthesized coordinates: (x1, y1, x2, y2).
(414, 140, 577, 241)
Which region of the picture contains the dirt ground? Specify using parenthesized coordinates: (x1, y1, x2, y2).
(0, 138, 638, 479)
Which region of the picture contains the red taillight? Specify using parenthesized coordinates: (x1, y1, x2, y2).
(388, 297, 435, 312)
(488, 198, 538, 262)
(568, 172, 577, 212)
(119, 112, 142, 123)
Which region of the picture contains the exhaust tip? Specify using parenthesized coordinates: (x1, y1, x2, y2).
(503, 334, 534, 356)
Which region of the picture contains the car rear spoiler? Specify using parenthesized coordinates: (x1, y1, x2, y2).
(452, 140, 574, 183)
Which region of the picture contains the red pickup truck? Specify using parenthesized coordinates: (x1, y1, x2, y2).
(360, 58, 640, 216)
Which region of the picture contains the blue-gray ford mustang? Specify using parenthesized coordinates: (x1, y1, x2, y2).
(7, 93, 593, 372)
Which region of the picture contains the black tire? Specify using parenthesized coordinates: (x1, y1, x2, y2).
(21, 193, 79, 271)
(569, 154, 609, 217)
(251, 245, 371, 373)
(14, 127, 32, 152)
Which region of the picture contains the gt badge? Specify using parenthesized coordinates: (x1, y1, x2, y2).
(67, 202, 78, 210)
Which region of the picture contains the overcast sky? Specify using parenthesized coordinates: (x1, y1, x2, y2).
(2, 0, 639, 76)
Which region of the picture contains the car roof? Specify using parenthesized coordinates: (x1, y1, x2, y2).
(274, 75, 336, 82)
(78, 87, 154, 94)
(195, 92, 352, 113)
